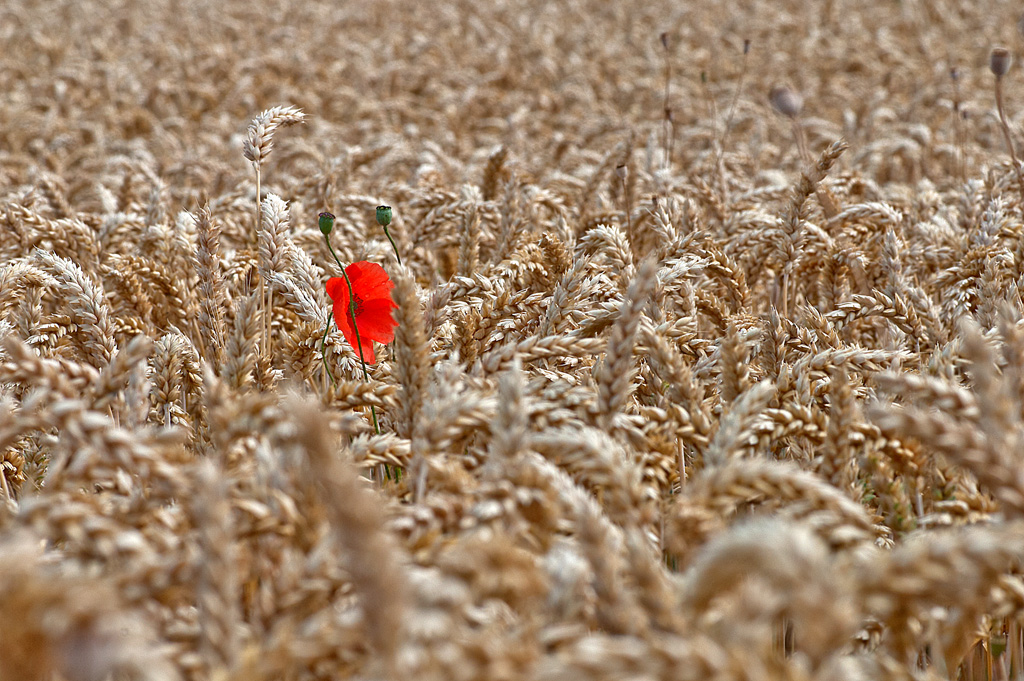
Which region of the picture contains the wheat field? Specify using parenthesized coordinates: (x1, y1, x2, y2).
(4, 0, 1024, 679)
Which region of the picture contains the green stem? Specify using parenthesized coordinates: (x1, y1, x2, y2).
(382, 226, 402, 265)
(320, 318, 334, 384)
(324, 236, 379, 434)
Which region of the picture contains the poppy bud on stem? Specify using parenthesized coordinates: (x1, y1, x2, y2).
(376, 205, 402, 265)
(991, 47, 1012, 78)
(319, 211, 335, 236)
(770, 85, 809, 162)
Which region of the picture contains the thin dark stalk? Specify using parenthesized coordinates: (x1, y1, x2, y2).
(660, 32, 672, 170)
(995, 76, 1024, 202)
(791, 119, 810, 164)
(255, 167, 268, 356)
(951, 68, 966, 182)
(624, 184, 632, 243)
(714, 39, 751, 197)
(781, 272, 789, 319)
(699, 70, 720, 152)
(617, 166, 633, 251)
(320, 318, 334, 385)
(255, 168, 262, 245)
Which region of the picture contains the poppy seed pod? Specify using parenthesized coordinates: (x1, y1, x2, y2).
(991, 47, 1012, 78)
(318, 211, 335, 236)
(770, 85, 803, 119)
(376, 205, 393, 227)
(615, 164, 628, 181)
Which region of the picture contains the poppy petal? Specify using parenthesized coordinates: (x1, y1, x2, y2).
(361, 281, 396, 303)
(357, 337, 377, 364)
(357, 298, 399, 343)
(325, 276, 349, 304)
(347, 261, 389, 286)
(347, 261, 394, 299)
(331, 292, 357, 353)
(332, 299, 354, 333)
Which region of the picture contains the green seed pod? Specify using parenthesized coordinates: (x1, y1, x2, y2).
(376, 205, 393, 227)
(318, 212, 335, 236)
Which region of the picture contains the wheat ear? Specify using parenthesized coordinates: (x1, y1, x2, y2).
(290, 396, 407, 678)
(242, 105, 305, 362)
(594, 258, 658, 431)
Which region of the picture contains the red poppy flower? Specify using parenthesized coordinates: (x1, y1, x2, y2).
(326, 261, 398, 365)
